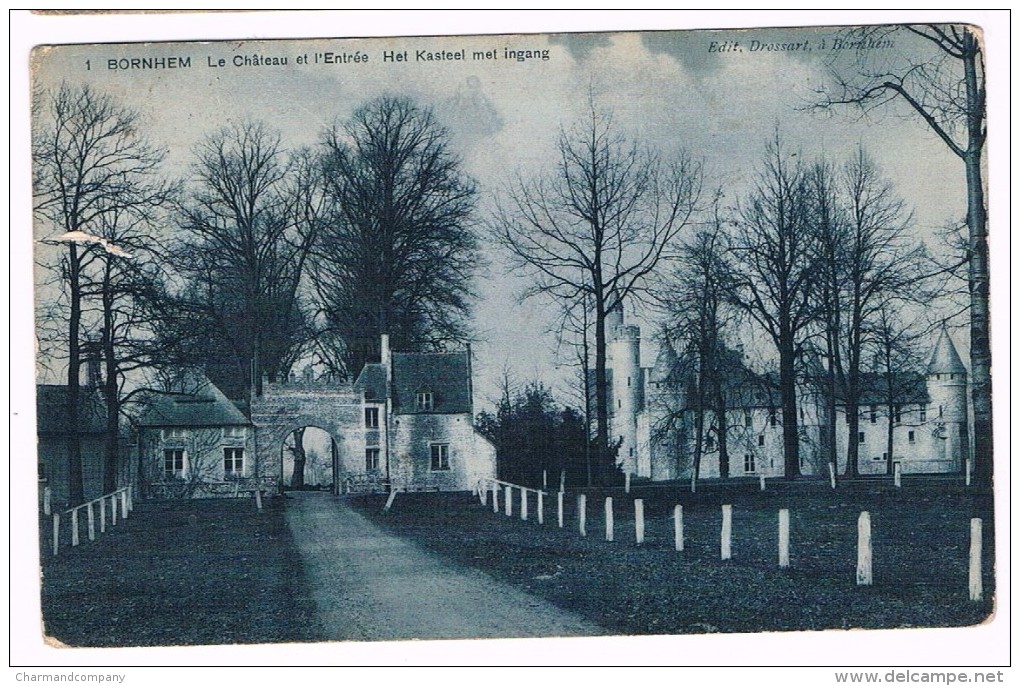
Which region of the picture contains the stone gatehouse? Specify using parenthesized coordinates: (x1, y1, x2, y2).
(250, 334, 496, 494)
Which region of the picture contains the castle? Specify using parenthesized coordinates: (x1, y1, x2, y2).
(605, 303, 970, 481)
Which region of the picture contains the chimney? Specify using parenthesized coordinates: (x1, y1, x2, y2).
(83, 340, 102, 387)
(380, 333, 391, 367)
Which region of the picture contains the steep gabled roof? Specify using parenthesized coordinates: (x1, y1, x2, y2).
(136, 375, 250, 427)
(36, 385, 108, 435)
(849, 372, 929, 406)
(353, 363, 387, 401)
(391, 351, 472, 414)
(928, 327, 967, 376)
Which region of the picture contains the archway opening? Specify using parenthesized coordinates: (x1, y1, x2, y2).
(281, 426, 336, 492)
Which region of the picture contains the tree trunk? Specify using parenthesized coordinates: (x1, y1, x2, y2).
(778, 329, 801, 479)
(102, 263, 119, 494)
(291, 427, 306, 489)
(963, 32, 991, 486)
(594, 302, 610, 484)
(67, 244, 85, 506)
(714, 382, 729, 479)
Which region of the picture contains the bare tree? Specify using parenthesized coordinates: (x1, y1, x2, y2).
(493, 106, 702, 479)
(815, 24, 990, 485)
(174, 122, 320, 399)
(728, 134, 815, 480)
(33, 84, 172, 504)
(313, 96, 479, 379)
(660, 198, 737, 479)
(808, 149, 922, 477)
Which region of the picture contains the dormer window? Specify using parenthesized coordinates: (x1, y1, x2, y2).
(416, 389, 434, 412)
(163, 428, 187, 441)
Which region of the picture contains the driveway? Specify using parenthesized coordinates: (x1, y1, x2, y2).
(283, 491, 607, 642)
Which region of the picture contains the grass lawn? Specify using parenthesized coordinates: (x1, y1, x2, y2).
(39, 497, 320, 647)
(351, 479, 995, 636)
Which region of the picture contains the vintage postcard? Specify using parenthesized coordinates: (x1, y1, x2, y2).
(14, 11, 1008, 670)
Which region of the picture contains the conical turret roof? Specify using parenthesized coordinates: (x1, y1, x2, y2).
(927, 327, 967, 376)
(651, 336, 680, 383)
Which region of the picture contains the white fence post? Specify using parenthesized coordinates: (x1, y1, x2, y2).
(674, 504, 684, 552)
(543, 470, 548, 490)
(71, 508, 79, 547)
(121, 489, 129, 518)
(100, 497, 106, 534)
(778, 509, 790, 568)
(255, 488, 263, 511)
(604, 497, 614, 542)
(857, 511, 873, 586)
(127, 485, 134, 512)
(383, 487, 398, 512)
(721, 504, 732, 560)
(557, 491, 564, 528)
(504, 485, 512, 517)
(894, 462, 902, 488)
(625, 472, 631, 494)
(492, 483, 499, 513)
(690, 471, 697, 493)
(520, 488, 528, 521)
(759, 473, 766, 492)
(578, 494, 586, 537)
(635, 499, 644, 545)
(560, 470, 566, 493)
(87, 502, 96, 541)
(43, 486, 51, 516)
(537, 490, 544, 525)
(52, 513, 60, 556)
(110, 494, 118, 526)
(965, 458, 972, 487)
(969, 518, 983, 601)
(829, 463, 837, 489)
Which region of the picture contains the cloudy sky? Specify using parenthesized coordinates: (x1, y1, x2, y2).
(26, 15, 993, 409)
(12, 9, 1009, 670)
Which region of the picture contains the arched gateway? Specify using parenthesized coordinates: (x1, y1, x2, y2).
(250, 380, 360, 495)
(251, 335, 497, 496)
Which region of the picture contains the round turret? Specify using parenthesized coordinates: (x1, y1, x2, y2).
(925, 327, 968, 469)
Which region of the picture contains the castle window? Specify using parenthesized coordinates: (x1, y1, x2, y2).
(768, 409, 777, 427)
(869, 405, 877, 424)
(705, 435, 715, 451)
(894, 405, 902, 424)
(365, 448, 380, 471)
(223, 448, 244, 477)
(858, 431, 866, 444)
(162, 428, 186, 441)
(919, 405, 927, 422)
(417, 389, 434, 412)
(164, 449, 186, 479)
(744, 410, 752, 428)
(908, 430, 915, 444)
(430, 443, 450, 471)
(743, 453, 756, 473)
(758, 435, 765, 447)
(365, 406, 380, 428)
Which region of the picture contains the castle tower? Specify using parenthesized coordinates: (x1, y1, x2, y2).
(609, 303, 644, 476)
(926, 326, 969, 471)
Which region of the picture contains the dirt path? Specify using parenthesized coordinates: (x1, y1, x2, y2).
(283, 491, 607, 642)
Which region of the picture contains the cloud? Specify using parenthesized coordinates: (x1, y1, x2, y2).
(548, 33, 613, 61)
